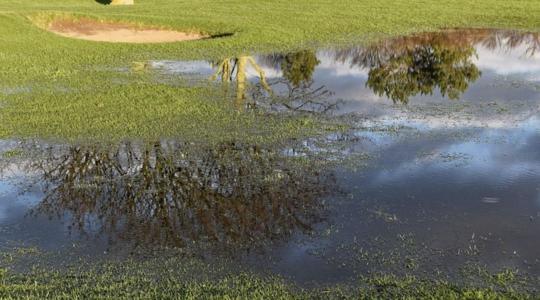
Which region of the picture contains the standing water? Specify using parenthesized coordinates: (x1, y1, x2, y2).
(1, 28, 540, 285)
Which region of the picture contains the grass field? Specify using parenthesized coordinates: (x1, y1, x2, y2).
(0, 261, 534, 299)
(1, 1, 540, 298)
(0, 0, 539, 141)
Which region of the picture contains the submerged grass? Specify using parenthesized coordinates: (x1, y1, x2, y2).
(0, 245, 536, 299)
(0, 0, 539, 141)
(0, 79, 330, 143)
(0, 236, 536, 299)
(0, 266, 536, 299)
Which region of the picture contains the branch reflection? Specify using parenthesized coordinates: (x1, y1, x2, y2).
(18, 141, 333, 251)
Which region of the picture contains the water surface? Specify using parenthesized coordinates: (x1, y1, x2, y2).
(1, 28, 540, 286)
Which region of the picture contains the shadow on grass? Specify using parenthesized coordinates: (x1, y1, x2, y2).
(95, 0, 112, 4)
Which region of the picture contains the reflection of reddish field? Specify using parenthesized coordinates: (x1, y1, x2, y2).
(380, 28, 540, 51)
(334, 28, 540, 73)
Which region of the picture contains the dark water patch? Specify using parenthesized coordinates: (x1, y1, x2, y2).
(229, 124, 540, 286)
(0, 140, 334, 257)
(2, 120, 540, 286)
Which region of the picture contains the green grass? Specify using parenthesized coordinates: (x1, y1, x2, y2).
(0, 78, 330, 143)
(2, 2, 539, 296)
(0, 267, 535, 299)
(0, 0, 539, 141)
(1, 245, 536, 299)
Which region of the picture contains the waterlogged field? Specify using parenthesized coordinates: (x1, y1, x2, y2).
(1, 1, 540, 298)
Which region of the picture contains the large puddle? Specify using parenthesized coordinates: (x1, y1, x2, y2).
(1, 28, 540, 285)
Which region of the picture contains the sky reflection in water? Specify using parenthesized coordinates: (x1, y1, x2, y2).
(1, 29, 540, 284)
(152, 28, 540, 116)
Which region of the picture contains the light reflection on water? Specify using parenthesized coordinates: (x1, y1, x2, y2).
(1, 29, 540, 284)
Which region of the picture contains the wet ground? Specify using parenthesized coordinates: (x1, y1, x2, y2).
(1, 28, 540, 286)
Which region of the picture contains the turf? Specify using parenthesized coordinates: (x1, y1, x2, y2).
(0, 0, 539, 141)
(0, 268, 535, 299)
(1, 1, 540, 297)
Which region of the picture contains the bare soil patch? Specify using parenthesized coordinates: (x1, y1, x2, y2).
(47, 18, 208, 43)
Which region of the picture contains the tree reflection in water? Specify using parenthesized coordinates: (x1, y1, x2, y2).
(211, 51, 337, 113)
(208, 30, 540, 107)
(258, 50, 338, 113)
(17, 141, 332, 251)
(277, 50, 321, 88)
(334, 29, 540, 103)
(211, 56, 271, 111)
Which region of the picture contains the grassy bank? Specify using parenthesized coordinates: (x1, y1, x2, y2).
(0, 0, 539, 141)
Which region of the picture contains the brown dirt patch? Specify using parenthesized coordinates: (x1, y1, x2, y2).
(47, 18, 208, 43)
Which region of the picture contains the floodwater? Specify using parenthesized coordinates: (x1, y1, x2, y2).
(1, 29, 540, 285)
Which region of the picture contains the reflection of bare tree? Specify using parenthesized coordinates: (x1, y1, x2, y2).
(18, 141, 331, 251)
(334, 29, 540, 103)
(251, 78, 336, 113)
(211, 56, 271, 110)
(480, 30, 540, 57)
(259, 51, 339, 112)
(212, 51, 336, 113)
